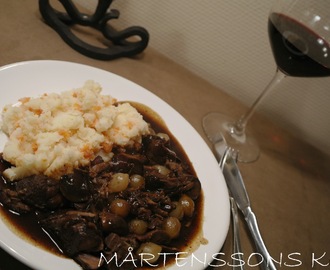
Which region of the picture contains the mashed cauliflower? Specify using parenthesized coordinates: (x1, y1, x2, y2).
(1, 81, 150, 181)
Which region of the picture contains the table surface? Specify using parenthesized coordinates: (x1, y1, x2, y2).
(0, 1, 329, 270)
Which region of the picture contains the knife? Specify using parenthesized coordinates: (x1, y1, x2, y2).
(214, 139, 277, 270)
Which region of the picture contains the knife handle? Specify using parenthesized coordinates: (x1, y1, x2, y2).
(230, 197, 245, 270)
(243, 207, 277, 270)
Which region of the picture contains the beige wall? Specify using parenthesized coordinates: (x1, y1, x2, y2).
(76, 0, 330, 155)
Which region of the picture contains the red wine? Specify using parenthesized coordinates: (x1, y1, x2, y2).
(268, 13, 330, 77)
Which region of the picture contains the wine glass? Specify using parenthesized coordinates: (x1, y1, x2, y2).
(203, 0, 330, 162)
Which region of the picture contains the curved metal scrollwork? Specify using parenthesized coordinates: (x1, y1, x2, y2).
(39, 0, 149, 60)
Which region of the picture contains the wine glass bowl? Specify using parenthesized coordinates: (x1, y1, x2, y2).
(203, 0, 330, 163)
(269, 3, 330, 77)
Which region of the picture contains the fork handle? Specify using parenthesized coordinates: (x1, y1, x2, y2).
(243, 207, 277, 270)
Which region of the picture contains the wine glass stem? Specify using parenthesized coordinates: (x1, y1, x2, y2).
(232, 69, 286, 135)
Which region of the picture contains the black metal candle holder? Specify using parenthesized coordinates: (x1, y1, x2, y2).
(39, 0, 149, 60)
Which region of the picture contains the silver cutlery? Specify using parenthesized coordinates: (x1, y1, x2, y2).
(217, 139, 245, 270)
(213, 134, 277, 270)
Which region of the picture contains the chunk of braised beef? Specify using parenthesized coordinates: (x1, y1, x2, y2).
(112, 152, 147, 175)
(91, 155, 105, 166)
(74, 253, 102, 270)
(90, 155, 141, 178)
(185, 176, 202, 200)
(166, 160, 194, 176)
(0, 188, 31, 214)
(108, 160, 134, 174)
(90, 161, 111, 178)
(40, 210, 103, 256)
(104, 232, 138, 251)
(143, 166, 167, 190)
(0, 160, 31, 214)
(142, 135, 180, 164)
(103, 233, 138, 270)
(147, 215, 165, 230)
(60, 170, 93, 203)
(112, 141, 143, 155)
(162, 175, 201, 199)
(120, 190, 172, 225)
(144, 166, 201, 199)
(15, 174, 64, 210)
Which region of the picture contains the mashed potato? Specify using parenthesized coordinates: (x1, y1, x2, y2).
(1, 81, 150, 181)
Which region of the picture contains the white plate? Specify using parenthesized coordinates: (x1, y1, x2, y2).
(0, 60, 230, 270)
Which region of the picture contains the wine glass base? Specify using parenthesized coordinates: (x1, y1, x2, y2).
(202, 112, 260, 163)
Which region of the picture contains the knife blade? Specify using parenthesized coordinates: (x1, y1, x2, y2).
(214, 139, 277, 270)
